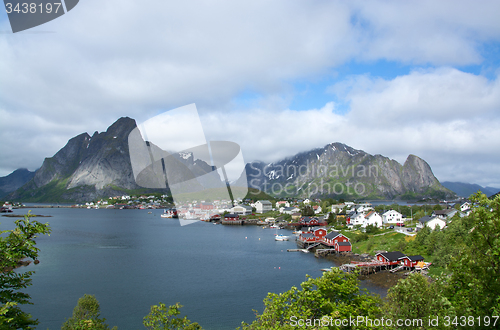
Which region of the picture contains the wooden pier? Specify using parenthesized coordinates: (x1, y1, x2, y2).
(221, 220, 243, 225)
(314, 249, 337, 257)
(339, 260, 399, 275)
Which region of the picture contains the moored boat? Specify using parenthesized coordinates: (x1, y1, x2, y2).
(161, 209, 178, 218)
(275, 234, 289, 241)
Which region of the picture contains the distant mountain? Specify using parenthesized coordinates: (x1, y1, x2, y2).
(7, 118, 456, 203)
(242, 142, 455, 200)
(0, 168, 35, 199)
(8, 117, 143, 202)
(441, 181, 500, 198)
(8, 117, 225, 203)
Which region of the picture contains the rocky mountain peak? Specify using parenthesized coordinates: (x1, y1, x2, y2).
(105, 117, 137, 137)
(244, 143, 454, 200)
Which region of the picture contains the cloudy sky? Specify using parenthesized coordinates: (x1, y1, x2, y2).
(1, 0, 499, 187)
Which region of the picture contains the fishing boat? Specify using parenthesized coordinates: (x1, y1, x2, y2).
(275, 234, 289, 241)
(161, 209, 178, 218)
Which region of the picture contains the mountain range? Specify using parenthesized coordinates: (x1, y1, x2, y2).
(242, 143, 454, 200)
(3, 117, 457, 202)
(0, 168, 35, 199)
(441, 182, 500, 198)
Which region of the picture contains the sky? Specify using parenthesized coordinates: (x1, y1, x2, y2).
(0, 0, 499, 188)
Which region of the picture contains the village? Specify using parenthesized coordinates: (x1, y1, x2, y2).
(4, 194, 473, 277)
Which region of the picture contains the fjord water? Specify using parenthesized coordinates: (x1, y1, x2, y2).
(6, 208, 384, 330)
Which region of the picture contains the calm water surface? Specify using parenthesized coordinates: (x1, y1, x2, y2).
(3, 208, 386, 330)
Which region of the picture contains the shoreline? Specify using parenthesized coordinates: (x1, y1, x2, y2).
(324, 253, 407, 290)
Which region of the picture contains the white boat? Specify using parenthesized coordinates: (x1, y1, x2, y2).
(161, 209, 178, 218)
(275, 234, 289, 241)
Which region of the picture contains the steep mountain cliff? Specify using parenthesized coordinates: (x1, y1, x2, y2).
(244, 142, 454, 200)
(9, 118, 151, 202)
(0, 168, 35, 199)
(9, 117, 224, 202)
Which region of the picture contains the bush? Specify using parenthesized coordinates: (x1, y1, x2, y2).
(351, 232, 369, 243)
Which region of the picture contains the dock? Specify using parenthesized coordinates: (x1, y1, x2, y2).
(339, 260, 399, 275)
(314, 249, 337, 257)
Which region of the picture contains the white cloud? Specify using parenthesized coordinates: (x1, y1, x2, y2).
(1, 0, 500, 187)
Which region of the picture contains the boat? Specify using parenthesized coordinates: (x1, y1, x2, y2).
(269, 224, 280, 229)
(275, 234, 289, 241)
(161, 209, 178, 218)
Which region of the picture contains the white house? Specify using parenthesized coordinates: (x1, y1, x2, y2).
(460, 202, 471, 212)
(330, 204, 345, 213)
(417, 215, 446, 230)
(255, 200, 273, 213)
(231, 204, 253, 215)
(349, 212, 366, 226)
(356, 204, 373, 213)
(303, 199, 311, 204)
(313, 205, 322, 214)
(382, 210, 403, 224)
(363, 211, 383, 228)
(433, 208, 457, 220)
(276, 201, 290, 208)
(282, 206, 300, 215)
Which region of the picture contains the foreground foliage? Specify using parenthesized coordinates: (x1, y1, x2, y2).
(0, 212, 51, 329)
(239, 267, 382, 329)
(143, 302, 202, 330)
(61, 294, 117, 330)
(385, 192, 500, 329)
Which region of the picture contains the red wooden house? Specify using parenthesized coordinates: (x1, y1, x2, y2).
(298, 228, 327, 243)
(313, 228, 327, 238)
(334, 241, 352, 252)
(299, 216, 320, 226)
(224, 214, 240, 221)
(210, 214, 221, 221)
(298, 233, 317, 243)
(322, 231, 350, 247)
(375, 251, 406, 264)
(398, 255, 424, 268)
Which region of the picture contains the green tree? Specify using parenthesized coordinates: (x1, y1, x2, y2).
(385, 273, 454, 329)
(326, 212, 336, 225)
(364, 224, 379, 234)
(444, 192, 500, 316)
(62, 294, 117, 330)
(432, 204, 443, 211)
(240, 268, 382, 329)
(0, 212, 51, 329)
(143, 302, 202, 330)
(388, 193, 500, 327)
(301, 205, 314, 216)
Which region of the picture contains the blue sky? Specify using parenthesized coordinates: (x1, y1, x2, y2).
(1, 0, 500, 188)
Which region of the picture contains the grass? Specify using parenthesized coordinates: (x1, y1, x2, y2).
(341, 230, 407, 255)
